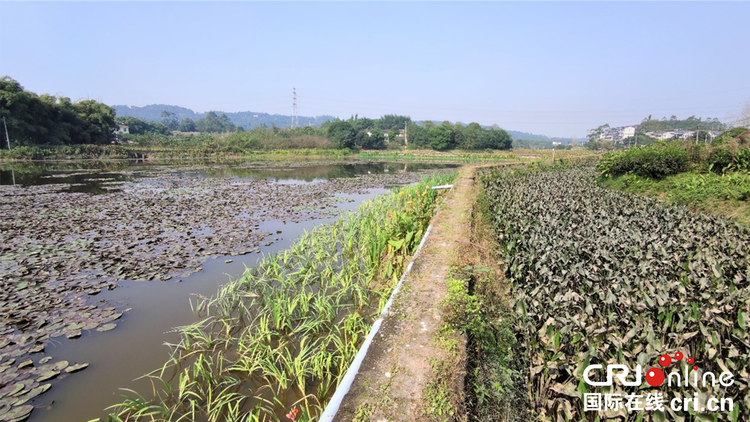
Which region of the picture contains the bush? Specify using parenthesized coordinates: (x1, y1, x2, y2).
(597, 142, 689, 178)
(707, 146, 735, 173)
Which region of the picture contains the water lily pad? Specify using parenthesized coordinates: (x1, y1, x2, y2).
(2, 383, 24, 399)
(3, 404, 34, 422)
(11, 383, 50, 406)
(17, 360, 33, 370)
(64, 363, 88, 373)
(64, 329, 82, 339)
(101, 312, 122, 323)
(35, 361, 68, 382)
(96, 323, 116, 332)
(38, 357, 51, 365)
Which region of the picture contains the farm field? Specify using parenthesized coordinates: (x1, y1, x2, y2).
(477, 164, 749, 421)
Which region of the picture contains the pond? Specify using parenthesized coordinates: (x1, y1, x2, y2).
(0, 159, 459, 422)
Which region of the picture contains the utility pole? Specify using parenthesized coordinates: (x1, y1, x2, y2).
(696, 126, 699, 144)
(3, 116, 10, 150)
(635, 131, 638, 148)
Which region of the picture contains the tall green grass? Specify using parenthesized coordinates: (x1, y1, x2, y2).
(103, 172, 456, 422)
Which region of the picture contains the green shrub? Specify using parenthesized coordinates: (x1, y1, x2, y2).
(597, 141, 689, 178)
(708, 146, 735, 173)
(736, 148, 750, 172)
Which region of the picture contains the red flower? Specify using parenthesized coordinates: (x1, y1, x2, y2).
(286, 408, 299, 421)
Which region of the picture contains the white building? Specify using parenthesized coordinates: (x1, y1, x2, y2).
(621, 126, 635, 138)
(115, 124, 129, 135)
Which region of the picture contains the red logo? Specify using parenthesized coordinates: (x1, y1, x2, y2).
(646, 352, 699, 387)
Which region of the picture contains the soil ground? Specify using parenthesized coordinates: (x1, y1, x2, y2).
(334, 166, 478, 422)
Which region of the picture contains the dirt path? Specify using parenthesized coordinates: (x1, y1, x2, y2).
(334, 166, 477, 422)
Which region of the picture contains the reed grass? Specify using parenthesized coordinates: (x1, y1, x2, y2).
(103, 172, 456, 422)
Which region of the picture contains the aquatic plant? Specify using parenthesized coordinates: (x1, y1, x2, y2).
(104, 172, 455, 422)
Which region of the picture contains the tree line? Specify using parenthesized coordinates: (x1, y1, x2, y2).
(116, 110, 240, 136)
(1, 76, 511, 151)
(323, 116, 511, 151)
(639, 115, 726, 132)
(0, 76, 116, 146)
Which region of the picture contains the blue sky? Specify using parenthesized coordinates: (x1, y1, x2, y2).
(1, 2, 748, 138)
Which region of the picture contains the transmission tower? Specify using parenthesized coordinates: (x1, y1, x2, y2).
(292, 87, 299, 129)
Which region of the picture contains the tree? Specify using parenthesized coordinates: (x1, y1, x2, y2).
(116, 116, 171, 135)
(479, 127, 512, 150)
(326, 120, 355, 149)
(349, 116, 375, 133)
(378, 114, 411, 131)
(452, 123, 465, 149)
(178, 118, 196, 132)
(461, 122, 484, 149)
(406, 123, 429, 149)
(72, 99, 116, 144)
(195, 111, 236, 133)
(428, 123, 454, 151)
(0, 76, 116, 146)
(355, 129, 386, 150)
(161, 110, 178, 130)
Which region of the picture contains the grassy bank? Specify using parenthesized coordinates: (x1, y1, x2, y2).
(358, 149, 598, 164)
(602, 171, 750, 225)
(357, 150, 520, 163)
(102, 172, 455, 422)
(438, 177, 526, 421)
(0, 144, 132, 161)
(0, 141, 598, 163)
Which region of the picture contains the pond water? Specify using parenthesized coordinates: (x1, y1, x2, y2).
(0, 160, 458, 422)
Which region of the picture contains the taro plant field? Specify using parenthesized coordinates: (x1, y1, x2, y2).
(103, 173, 455, 422)
(479, 164, 749, 421)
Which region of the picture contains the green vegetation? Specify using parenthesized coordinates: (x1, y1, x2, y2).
(639, 114, 727, 132)
(112, 104, 336, 130)
(596, 133, 750, 224)
(0, 144, 130, 160)
(0, 76, 116, 146)
(597, 142, 690, 178)
(115, 116, 172, 136)
(423, 358, 457, 418)
(598, 136, 750, 177)
(1, 77, 510, 159)
(442, 266, 523, 422)
(602, 172, 750, 225)
(407, 121, 512, 151)
(103, 173, 455, 422)
(479, 164, 749, 421)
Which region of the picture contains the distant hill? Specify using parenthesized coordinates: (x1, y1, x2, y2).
(114, 104, 579, 142)
(113, 104, 336, 129)
(506, 130, 579, 144)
